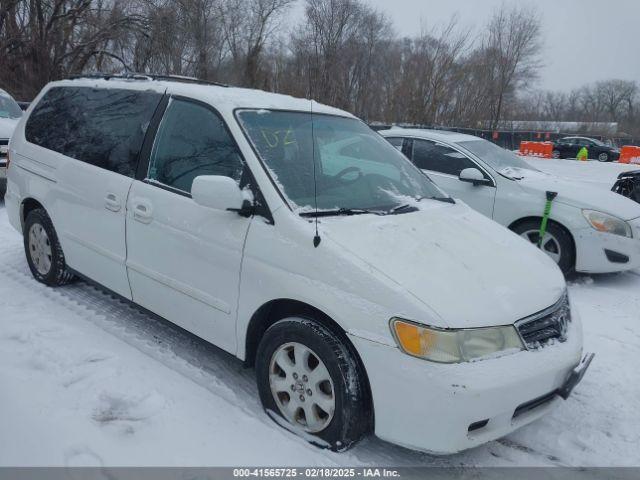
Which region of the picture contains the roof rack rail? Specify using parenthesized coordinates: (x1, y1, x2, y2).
(67, 72, 228, 88)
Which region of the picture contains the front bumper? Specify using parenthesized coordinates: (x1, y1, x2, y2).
(574, 218, 640, 273)
(349, 314, 585, 454)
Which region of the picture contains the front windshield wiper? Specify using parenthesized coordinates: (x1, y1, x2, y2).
(299, 208, 383, 218)
(389, 203, 418, 214)
(388, 196, 455, 215)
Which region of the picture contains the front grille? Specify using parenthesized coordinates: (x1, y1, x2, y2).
(0, 139, 8, 160)
(515, 294, 571, 349)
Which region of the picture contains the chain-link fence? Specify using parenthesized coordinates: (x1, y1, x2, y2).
(370, 124, 639, 150)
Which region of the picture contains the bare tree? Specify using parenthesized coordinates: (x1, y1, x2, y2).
(482, 4, 542, 129)
(220, 0, 294, 87)
(0, 0, 143, 99)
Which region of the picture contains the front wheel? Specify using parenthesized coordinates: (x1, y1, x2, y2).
(598, 152, 609, 162)
(255, 317, 370, 451)
(512, 219, 575, 274)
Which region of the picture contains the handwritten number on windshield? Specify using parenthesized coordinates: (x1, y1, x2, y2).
(260, 128, 296, 149)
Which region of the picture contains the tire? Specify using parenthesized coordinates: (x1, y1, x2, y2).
(552, 150, 561, 159)
(511, 219, 575, 274)
(598, 152, 609, 162)
(23, 208, 75, 286)
(255, 317, 370, 451)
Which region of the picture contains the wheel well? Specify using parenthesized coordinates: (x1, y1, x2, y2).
(21, 198, 45, 230)
(244, 298, 374, 429)
(508, 216, 576, 258)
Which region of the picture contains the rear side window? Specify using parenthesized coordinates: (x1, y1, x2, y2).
(412, 139, 477, 176)
(384, 136, 404, 152)
(147, 98, 244, 194)
(25, 86, 162, 177)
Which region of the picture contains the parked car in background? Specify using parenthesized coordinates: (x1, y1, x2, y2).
(612, 170, 640, 204)
(552, 136, 620, 162)
(0, 89, 22, 200)
(6, 75, 590, 455)
(0, 88, 23, 198)
(381, 128, 640, 274)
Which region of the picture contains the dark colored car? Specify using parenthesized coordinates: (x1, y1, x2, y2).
(612, 170, 640, 204)
(17, 101, 30, 111)
(552, 136, 620, 162)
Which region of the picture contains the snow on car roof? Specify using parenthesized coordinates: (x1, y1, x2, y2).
(380, 127, 479, 144)
(48, 78, 354, 118)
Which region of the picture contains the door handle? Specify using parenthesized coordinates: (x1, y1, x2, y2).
(133, 202, 153, 224)
(104, 193, 121, 212)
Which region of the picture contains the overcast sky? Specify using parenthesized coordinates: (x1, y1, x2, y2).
(291, 0, 639, 92)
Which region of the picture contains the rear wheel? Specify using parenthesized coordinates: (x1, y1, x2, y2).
(552, 150, 561, 159)
(512, 219, 575, 274)
(255, 317, 370, 451)
(23, 208, 75, 286)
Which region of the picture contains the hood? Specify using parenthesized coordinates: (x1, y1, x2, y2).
(323, 201, 565, 329)
(516, 172, 640, 221)
(0, 117, 19, 139)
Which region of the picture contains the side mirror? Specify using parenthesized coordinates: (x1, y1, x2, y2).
(459, 168, 491, 186)
(192, 175, 250, 215)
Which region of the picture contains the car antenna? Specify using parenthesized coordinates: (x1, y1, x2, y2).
(310, 43, 321, 248)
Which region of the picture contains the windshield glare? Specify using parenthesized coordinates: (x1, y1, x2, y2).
(0, 95, 22, 119)
(238, 110, 448, 213)
(458, 139, 538, 177)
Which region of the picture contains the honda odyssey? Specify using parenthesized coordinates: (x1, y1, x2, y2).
(5, 75, 592, 454)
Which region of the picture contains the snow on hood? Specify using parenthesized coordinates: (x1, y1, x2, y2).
(517, 173, 640, 221)
(322, 201, 565, 329)
(0, 117, 19, 139)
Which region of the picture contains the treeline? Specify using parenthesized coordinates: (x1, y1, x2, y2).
(514, 80, 639, 135)
(1, 0, 638, 135)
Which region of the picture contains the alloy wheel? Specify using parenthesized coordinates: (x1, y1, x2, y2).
(28, 223, 53, 275)
(520, 229, 562, 264)
(269, 342, 335, 433)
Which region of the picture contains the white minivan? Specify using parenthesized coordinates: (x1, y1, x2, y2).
(381, 128, 640, 274)
(6, 76, 592, 454)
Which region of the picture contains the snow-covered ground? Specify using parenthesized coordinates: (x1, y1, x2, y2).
(1, 200, 639, 467)
(524, 156, 640, 190)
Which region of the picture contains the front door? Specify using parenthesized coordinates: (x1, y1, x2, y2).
(409, 138, 497, 217)
(125, 97, 251, 353)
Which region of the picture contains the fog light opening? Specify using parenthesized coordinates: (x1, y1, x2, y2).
(468, 419, 489, 433)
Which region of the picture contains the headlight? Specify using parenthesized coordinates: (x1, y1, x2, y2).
(582, 209, 632, 238)
(390, 318, 524, 363)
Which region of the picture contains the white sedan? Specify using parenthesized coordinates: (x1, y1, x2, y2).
(381, 128, 640, 274)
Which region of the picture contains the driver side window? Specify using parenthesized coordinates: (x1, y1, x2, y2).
(411, 139, 477, 176)
(148, 98, 244, 193)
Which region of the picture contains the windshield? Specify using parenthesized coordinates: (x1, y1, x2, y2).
(458, 139, 539, 179)
(237, 110, 449, 213)
(0, 95, 22, 119)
